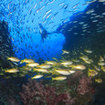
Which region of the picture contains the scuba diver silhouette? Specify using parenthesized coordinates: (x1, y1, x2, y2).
(39, 23, 49, 42)
(39, 23, 59, 42)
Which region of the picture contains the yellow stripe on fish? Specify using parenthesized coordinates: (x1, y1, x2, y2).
(7, 57, 20, 62)
(33, 68, 48, 73)
(20, 59, 34, 63)
(52, 76, 67, 81)
(70, 65, 86, 70)
(26, 63, 39, 67)
(31, 74, 43, 79)
(5, 68, 19, 73)
(54, 69, 73, 75)
(37, 64, 52, 69)
(88, 69, 98, 77)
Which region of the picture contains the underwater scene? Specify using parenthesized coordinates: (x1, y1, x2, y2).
(0, 0, 105, 105)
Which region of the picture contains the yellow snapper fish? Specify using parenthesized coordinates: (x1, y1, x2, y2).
(52, 57, 58, 61)
(88, 69, 98, 77)
(37, 64, 52, 69)
(98, 62, 105, 66)
(60, 61, 73, 67)
(5, 68, 19, 73)
(33, 68, 48, 73)
(21, 66, 32, 71)
(72, 59, 80, 63)
(69, 70, 76, 74)
(20, 59, 34, 64)
(54, 69, 73, 75)
(52, 76, 67, 81)
(84, 49, 93, 54)
(94, 66, 100, 71)
(31, 74, 43, 79)
(62, 50, 70, 55)
(101, 66, 105, 72)
(86, 59, 93, 64)
(99, 56, 104, 62)
(95, 78, 102, 83)
(26, 63, 39, 67)
(45, 61, 57, 65)
(70, 65, 86, 70)
(80, 55, 89, 61)
(80, 56, 93, 64)
(7, 57, 20, 62)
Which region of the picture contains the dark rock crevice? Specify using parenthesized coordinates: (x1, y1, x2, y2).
(0, 21, 13, 69)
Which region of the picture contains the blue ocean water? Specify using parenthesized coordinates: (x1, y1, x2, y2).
(0, 0, 88, 62)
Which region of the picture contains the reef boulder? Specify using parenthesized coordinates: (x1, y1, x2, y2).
(0, 21, 13, 68)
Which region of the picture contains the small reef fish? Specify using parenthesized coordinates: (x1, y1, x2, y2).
(84, 49, 93, 54)
(88, 69, 98, 77)
(85, 59, 93, 64)
(37, 64, 52, 69)
(26, 63, 39, 67)
(99, 56, 104, 62)
(33, 68, 48, 73)
(5, 68, 19, 73)
(62, 50, 70, 55)
(70, 65, 86, 70)
(72, 59, 80, 63)
(101, 66, 105, 72)
(95, 78, 102, 83)
(60, 61, 73, 66)
(52, 76, 67, 81)
(80, 56, 92, 64)
(98, 62, 105, 66)
(20, 59, 34, 63)
(52, 57, 58, 61)
(54, 69, 72, 75)
(69, 70, 76, 74)
(21, 66, 32, 71)
(80, 56, 89, 61)
(94, 66, 100, 71)
(7, 57, 20, 62)
(86, 9, 94, 14)
(45, 61, 57, 65)
(31, 74, 43, 79)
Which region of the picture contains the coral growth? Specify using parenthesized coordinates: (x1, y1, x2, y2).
(20, 79, 75, 105)
(66, 71, 94, 105)
(77, 76, 93, 95)
(20, 71, 95, 105)
(0, 71, 95, 105)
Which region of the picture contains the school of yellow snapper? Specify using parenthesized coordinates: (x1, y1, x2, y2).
(1, 49, 105, 83)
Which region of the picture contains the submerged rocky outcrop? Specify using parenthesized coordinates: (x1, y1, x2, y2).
(0, 21, 13, 69)
(57, 1, 105, 105)
(57, 1, 105, 52)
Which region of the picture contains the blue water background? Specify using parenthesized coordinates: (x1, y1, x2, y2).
(0, 0, 88, 62)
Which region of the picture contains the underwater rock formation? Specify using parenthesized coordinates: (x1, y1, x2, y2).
(57, 1, 105, 51)
(0, 21, 12, 55)
(0, 21, 13, 68)
(20, 79, 76, 105)
(19, 72, 94, 105)
(0, 77, 27, 105)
